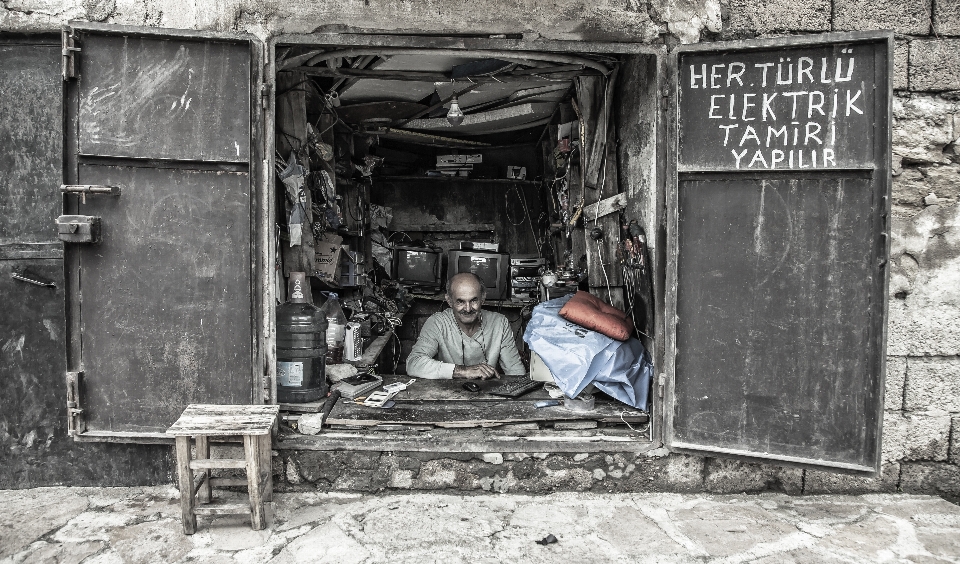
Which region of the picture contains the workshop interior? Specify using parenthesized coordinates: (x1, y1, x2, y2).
(269, 41, 659, 434)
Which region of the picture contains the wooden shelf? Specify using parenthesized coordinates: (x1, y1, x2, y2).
(375, 175, 539, 186)
(410, 293, 532, 309)
(389, 223, 494, 232)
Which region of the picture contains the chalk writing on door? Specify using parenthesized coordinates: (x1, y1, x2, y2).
(679, 45, 876, 170)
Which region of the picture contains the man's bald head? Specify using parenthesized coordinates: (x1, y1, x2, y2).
(446, 272, 486, 298)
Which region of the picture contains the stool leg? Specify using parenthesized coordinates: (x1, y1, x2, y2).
(244, 434, 266, 530)
(195, 435, 212, 504)
(259, 433, 273, 503)
(175, 436, 197, 535)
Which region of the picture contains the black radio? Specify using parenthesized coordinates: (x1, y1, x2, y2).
(510, 265, 542, 277)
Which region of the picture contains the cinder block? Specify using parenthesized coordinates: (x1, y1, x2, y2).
(900, 461, 960, 497)
(703, 458, 803, 494)
(887, 204, 960, 357)
(885, 356, 907, 411)
(409, 460, 461, 490)
(892, 95, 957, 166)
(905, 357, 960, 412)
(892, 167, 926, 211)
(895, 39, 909, 91)
(804, 462, 900, 494)
(627, 452, 705, 493)
(834, 0, 931, 34)
(933, 0, 960, 36)
(893, 164, 960, 210)
(882, 411, 952, 462)
(723, 0, 830, 35)
(910, 39, 960, 92)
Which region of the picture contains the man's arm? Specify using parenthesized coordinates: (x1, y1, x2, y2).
(496, 316, 527, 376)
(405, 315, 456, 379)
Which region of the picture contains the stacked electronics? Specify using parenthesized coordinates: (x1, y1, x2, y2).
(510, 256, 545, 302)
(429, 154, 481, 177)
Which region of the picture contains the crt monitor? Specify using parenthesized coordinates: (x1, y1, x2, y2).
(392, 246, 442, 289)
(447, 250, 510, 300)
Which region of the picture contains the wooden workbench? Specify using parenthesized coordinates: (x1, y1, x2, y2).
(318, 376, 648, 430)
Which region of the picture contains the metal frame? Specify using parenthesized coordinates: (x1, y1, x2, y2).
(664, 31, 893, 474)
(267, 33, 665, 451)
(62, 22, 268, 441)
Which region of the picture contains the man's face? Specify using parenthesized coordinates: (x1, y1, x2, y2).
(446, 275, 485, 327)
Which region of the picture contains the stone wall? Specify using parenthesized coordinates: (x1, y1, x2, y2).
(1, 0, 958, 496)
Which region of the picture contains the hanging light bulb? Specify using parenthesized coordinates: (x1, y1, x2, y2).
(446, 95, 465, 126)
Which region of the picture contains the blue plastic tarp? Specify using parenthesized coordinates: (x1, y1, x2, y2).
(522, 294, 652, 410)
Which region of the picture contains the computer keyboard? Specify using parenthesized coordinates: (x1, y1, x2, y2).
(488, 379, 543, 398)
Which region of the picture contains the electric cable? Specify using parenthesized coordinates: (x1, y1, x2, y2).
(619, 411, 649, 434)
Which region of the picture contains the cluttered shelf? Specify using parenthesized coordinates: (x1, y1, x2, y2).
(374, 176, 540, 186)
(408, 292, 532, 309)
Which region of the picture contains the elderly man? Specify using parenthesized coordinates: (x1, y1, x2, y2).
(406, 272, 526, 379)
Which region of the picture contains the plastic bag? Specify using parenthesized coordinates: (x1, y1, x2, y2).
(523, 294, 652, 410)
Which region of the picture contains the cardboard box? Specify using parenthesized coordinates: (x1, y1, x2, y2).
(313, 232, 343, 285)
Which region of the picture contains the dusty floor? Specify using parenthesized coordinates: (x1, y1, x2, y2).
(1, 487, 959, 563)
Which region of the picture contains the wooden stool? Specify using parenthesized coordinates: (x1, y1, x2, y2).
(166, 404, 280, 534)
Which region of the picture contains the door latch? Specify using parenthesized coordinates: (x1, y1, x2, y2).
(61, 184, 120, 204)
(56, 215, 102, 244)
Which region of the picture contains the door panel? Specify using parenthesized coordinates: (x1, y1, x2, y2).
(678, 43, 878, 171)
(0, 259, 67, 451)
(65, 26, 260, 436)
(674, 175, 879, 468)
(0, 43, 62, 255)
(666, 33, 891, 473)
(77, 164, 252, 431)
(78, 34, 250, 163)
(0, 39, 71, 484)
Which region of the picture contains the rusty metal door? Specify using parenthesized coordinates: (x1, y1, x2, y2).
(0, 37, 69, 480)
(63, 24, 264, 438)
(665, 32, 892, 473)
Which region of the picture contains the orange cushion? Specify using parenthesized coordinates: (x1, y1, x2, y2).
(559, 291, 633, 341)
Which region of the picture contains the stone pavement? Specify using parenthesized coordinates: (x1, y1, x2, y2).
(2, 487, 960, 563)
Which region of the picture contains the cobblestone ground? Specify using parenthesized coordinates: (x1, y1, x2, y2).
(1, 487, 959, 563)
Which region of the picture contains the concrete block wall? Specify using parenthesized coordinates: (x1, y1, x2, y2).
(872, 0, 960, 496)
(1, 0, 958, 495)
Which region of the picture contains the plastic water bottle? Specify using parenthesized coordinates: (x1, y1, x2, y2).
(276, 272, 328, 403)
(323, 292, 347, 364)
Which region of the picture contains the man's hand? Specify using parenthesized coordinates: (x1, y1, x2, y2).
(453, 363, 501, 380)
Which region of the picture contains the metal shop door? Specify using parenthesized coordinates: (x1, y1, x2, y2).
(62, 24, 265, 438)
(665, 32, 892, 473)
(1, 36, 67, 467)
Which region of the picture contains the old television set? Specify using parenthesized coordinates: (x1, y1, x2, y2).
(391, 246, 442, 291)
(447, 250, 510, 300)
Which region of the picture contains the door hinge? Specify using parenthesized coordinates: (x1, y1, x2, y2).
(658, 372, 666, 398)
(66, 371, 86, 436)
(261, 83, 272, 109)
(62, 27, 80, 81)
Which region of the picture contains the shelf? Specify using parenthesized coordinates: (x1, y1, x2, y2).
(374, 176, 539, 186)
(410, 293, 532, 309)
(389, 223, 494, 232)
